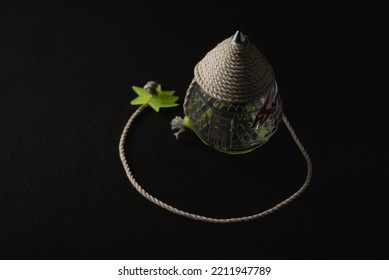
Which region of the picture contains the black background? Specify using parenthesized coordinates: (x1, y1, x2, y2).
(1, 1, 388, 259)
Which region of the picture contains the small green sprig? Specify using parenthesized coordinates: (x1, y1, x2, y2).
(130, 83, 179, 112)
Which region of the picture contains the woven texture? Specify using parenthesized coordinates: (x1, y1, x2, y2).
(194, 35, 275, 103)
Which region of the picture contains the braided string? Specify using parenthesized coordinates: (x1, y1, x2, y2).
(119, 107, 312, 223)
(194, 36, 275, 103)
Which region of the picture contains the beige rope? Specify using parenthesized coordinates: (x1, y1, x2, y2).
(194, 35, 275, 103)
(119, 106, 312, 223)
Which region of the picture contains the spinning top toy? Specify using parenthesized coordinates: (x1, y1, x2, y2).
(178, 31, 282, 154)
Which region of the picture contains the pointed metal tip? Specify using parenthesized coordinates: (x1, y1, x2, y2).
(232, 30, 246, 44)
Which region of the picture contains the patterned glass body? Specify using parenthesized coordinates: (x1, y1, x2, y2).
(185, 81, 282, 152)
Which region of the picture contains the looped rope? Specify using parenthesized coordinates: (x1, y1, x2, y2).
(119, 106, 313, 223)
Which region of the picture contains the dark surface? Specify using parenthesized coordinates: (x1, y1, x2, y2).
(0, 2, 387, 259)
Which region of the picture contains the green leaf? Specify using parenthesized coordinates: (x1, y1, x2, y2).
(160, 90, 176, 96)
(156, 84, 176, 96)
(159, 94, 179, 108)
(132, 86, 151, 98)
(147, 96, 162, 112)
(130, 95, 151, 105)
(130, 83, 179, 112)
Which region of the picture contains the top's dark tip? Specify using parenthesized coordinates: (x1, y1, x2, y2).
(232, 30, 246, 44)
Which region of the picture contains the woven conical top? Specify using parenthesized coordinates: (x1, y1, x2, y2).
(194, 31, 275, 104)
